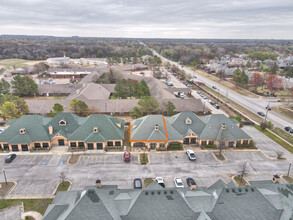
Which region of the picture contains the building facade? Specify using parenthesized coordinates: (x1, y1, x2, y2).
(130, 112, 251, 150)
(0, 113, 125, 152)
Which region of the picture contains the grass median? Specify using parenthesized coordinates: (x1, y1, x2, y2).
(55, 181, 71, 195)
(254, 125, 293, 153)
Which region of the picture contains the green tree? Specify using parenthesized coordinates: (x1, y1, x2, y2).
(1, 101, 18, 119)
(69, 99, 89, 116)
(246, 61, 252, 68)
(165, 101, 176, 116)
(270, 62, 278, 74)
(49, 103, 64, 117)
(138, 96, 159, 114)
(232, 69, 248, 87)
(130, 106, 143, 118)
(286, 68, 293, 78)
(0, 79, 10, 94)
(13, 98, 29, 118)
(11, 75, 38, 96)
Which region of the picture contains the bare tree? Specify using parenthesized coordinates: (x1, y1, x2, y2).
(60, 172, 67, 186)
(238, 161, 248, 180)
(275, 150, 284, 160)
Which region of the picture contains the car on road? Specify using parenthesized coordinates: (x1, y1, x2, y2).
(197, 91, 201, 94)
(186, 150, 196, 161)
(133, 178, 142, 189)
(166, 81, 174, 86)
(266, 106, 271, 111)
(174, 178, 184, 188)
(186, 178, 196, 188)
(193, 75, 197, 78)
(258, 112, 265, 117)
(214, 104, 220, 109)
(290, 129, 293, 134)
(124, 152, 131, 162)
(285, 127, 292, 132)
(155, 177, 165, 188)
(212, 86, 217, 89)
(5, 154, 16, 163)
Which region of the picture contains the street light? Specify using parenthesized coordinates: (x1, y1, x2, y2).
(263, 100, 270, 124)
(288, 162, 292, 177)
(203, 101, 206, 115)
(2, 168, 7, 185)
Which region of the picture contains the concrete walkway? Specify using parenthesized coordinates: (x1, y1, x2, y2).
(22, 211, 42, 220)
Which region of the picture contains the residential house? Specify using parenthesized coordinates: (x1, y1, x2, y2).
(0, 113, 124, 152)
(42, 180, 292, 220)
(130, 112, 251, 150)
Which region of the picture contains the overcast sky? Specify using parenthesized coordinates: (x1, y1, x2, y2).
(0, 0, 293, 39)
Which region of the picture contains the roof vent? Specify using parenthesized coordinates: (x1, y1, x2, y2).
(157, 191, 161, 195)
(155, 124, 159, 130)
(245, 188, 248, 192)
(226, 189, 229, 193)
(166, 195, 174, 200)
(164, 191, 167, 195)
(145, 192, 148, 195)
(239, 189, 242, 192)
(232, 189, 235, 193)
(19, 128, 26, 134)
(221, 123, 226, 129)
(151, 191, 155, 195)
(93, 127, 98, 133)
(170, 190, 173, 194)
(251, 188, 255, 192)
(109, 190, 114, 195)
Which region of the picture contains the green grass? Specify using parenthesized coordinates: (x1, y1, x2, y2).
(55, 181, 70, 195)
(0, 199, 53, 215)
(0, 59, 37, 69)
(144, 178, 154, 187)
(140, 153, 149, 164)
(254, 125, 293, 153)
(234, 176, 249, 186)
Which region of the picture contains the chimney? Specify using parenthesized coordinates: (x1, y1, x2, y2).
(96, 179, 101, 188)
(49, 125, 53, 135)
(221, 123, 226, 130)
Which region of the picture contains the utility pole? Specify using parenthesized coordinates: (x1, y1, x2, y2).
(288, 162, 292, 177)
(225, 90, 229, 104)
(2, 169, 7, 185)
(203, 101, 206, 115)
(263, 100, 270, 124)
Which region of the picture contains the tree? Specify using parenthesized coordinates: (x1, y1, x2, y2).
(1, 101, 18, 119)
(85, 106, 100, 116)
(275, 150, 284, 160)
(0, 79, 10, 94)
(270, 62, 278, 74)
(59, 172, 67, 186)
(217, 70, 226, 80)
(13, 98, 29, 118)
(285, 68, 293, 78)
(33, 62, 49, 74)
(49, 103, 64, 117)
(238, 161, 248, 181)
(246, 61, 252, 68)
(232, 69, 248, 87)
(250, 72, 264, 92)
(266, 74, 283, 93)
(130, 106, 143, 118)
(11, 75, 38, 96)
(165, 101, 176, 116)
(138, 96, 159, 114)
(69, 99, 89, 116)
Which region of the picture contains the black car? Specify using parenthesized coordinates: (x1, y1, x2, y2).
(285, 127, 292, 132)
(258, 112, 265, 117)
(214, 104, 220, 109)
(134, 178, 142, 189)
(186, 178, 196, 187)
(5, 154, 16, 163)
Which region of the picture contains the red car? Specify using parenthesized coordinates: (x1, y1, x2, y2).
(124, 152, 131, 162)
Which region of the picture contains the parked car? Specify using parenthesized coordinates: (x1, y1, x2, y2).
(186, 178, 197, 188)
(133, 178, 142, 189)
(258, 112, 265, 117)
(290, 129, 293, 134)
(124, 152, 131, 162)
(212, 86, 217, 89)
(183, 81, 189, 86)
(186, 150, 196, 161)
(174, 178, 184, 188)
(166, 81, 174, 86)
(285, 127, 292, 132)
(155, 177, 165, 188)
(197, 91, 201, 94)
(214, 104, 220, 109)
(5, 154, 16, 163)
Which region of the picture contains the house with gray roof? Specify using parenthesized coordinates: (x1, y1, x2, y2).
(0, 112, 124, 152)
(130, 112, 251, 150)
(43, 180, 293, 220)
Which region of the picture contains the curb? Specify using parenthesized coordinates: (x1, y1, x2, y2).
(67, 154, 81, 165)
(212, 152, 227, 162)
(231, 175, 250, 186)
(52, 179, 73, 195)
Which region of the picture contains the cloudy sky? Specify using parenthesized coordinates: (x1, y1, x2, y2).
(0, 0, 293, 39)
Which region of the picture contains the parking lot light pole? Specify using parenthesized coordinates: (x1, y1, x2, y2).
(2, 169, 7, 185)
(203, 101, 206, 115)
(288, 163, 292, 177)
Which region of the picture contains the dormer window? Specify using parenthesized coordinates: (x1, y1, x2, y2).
(59, 120, 66, 125)
(93, 127, 98, 133)
(20, 128, 26, 134)
(185, 118, 192, 124)
(115, 123, 121, 128)
(221, 123, 226, 129)
(155, 124, 159, 130)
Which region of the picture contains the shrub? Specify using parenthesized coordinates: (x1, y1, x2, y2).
(204, 144, 216, 148)
(140, 153, 149, 164)
(167, 143, 183, 151)
(229, 115, 242, 122)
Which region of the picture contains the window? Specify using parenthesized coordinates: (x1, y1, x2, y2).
(201, 141, 207, 146)
(34, 143, 41, 148)
(107, 141, 113, 147)
(59, 120, 66, 125)
(70, 142, 77, 148)
(209, 141, 214, 145)
(4, 144, 8, 150)
(88, 143, 94, 150)
(12, 145, 19, 152)
(0, 144, 2, 149)
(78, 142, 84, 147)
(243, 140, 248, 145)
(185, 118, 192, 124)
(183, 138, 189, 144)
(115, 141, 121, 146)
(93, 127, 98, 133)
(19, 128, 26, 134)
(42, 143, 49, 148)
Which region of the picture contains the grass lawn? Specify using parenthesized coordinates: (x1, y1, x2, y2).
(140, 153, 149, 164)
(233, 176, 249, 186)
(0, 199, 53, 215)
(144, 178, 154, 187)
(257, 87, 291, 97)
(283, 175, 293, 183)
(254, 125, 293, 153)
(68, 155, 80, 165)
(272, 106, 293, 121)
(55, 181, 71, 195)
(0, 182, 15, 197)
(0, 59, 42, 70)
(124, 126, 131, 152)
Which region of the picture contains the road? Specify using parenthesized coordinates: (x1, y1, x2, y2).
(144, 43, 293, 129)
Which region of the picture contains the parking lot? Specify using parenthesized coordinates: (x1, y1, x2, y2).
(0, 148, 292, 195)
